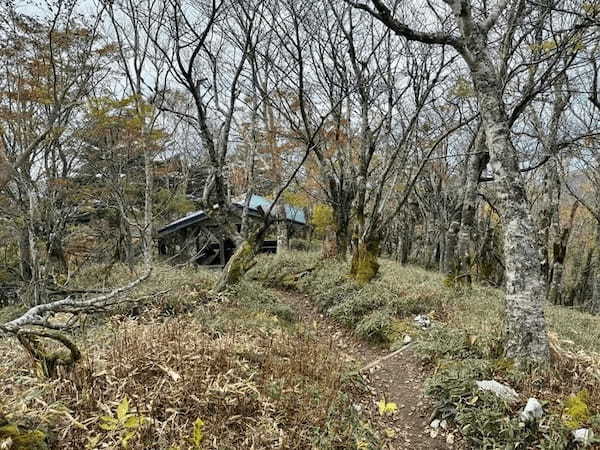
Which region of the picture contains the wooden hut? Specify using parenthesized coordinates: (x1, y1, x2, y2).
(156, 195, 307, 266)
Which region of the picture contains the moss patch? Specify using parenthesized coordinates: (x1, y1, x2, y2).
(563, 390, 591, 429)
(350, 241, 380, 284)
(0, 423, 48, 450)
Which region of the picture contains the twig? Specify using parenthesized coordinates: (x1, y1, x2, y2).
(359, 342, 415, 373)
(0, 270, 152, 333)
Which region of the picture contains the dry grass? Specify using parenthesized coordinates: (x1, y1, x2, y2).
(0, 263, 370, 449)
(250, 251, 600, 446)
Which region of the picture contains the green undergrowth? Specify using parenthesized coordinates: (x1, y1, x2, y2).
(250, 252, 444, 343)
(250, 251, 600, 448)
(0, 263, 376, 449)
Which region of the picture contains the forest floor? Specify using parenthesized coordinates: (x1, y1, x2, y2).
(274, 288, 452, 449)
(3, 253, 600, 448)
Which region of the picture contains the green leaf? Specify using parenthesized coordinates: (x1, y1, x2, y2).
(116, 397, 130, 422)
(99, 416, 119, 431)
(192, 418, 204, 446)
(85, 435, 101, 449)
(121, 430, 135, 448)
(124, 416, 146, 429)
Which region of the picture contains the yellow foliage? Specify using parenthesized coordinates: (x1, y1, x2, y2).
(191, 418, 204, 448)
(377, 399, 398, 416)
(311, 204, 334, 235)
(562, 390, 590, 429)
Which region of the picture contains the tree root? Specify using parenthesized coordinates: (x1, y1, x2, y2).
(17, 329, 81, 378)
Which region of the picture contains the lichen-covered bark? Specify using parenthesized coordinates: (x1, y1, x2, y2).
(548, 262, 563, 305)
(457, 19, 549, 360)
(276, 204, 289, 251)
(471, 60, 549, 360)
(16, 329, 81, 378)
(214, 241, 255, 292)
(214, 225, 267, 292)
(350, 238, 380, 284)
(444, 221, 460, 275)
(456, 131, 489, 284)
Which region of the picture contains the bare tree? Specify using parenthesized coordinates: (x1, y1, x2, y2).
(349, 0, 590, 359)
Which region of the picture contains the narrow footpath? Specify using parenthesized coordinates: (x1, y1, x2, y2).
(274, 289, 456, 449)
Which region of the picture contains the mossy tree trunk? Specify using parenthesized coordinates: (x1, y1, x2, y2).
(568, 245, 594, 307)
(214, 226, 267, 292)
(349, 237, 380, 284)
(547, 202, 577, 305)
(333, 202, 351, 260)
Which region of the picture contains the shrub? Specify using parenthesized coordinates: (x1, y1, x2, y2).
(354, 309, 395, 342)
(416, 326, 483, 362)
(228, 280, 298, 323)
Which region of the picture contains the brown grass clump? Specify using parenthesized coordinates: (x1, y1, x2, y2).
(0, 300, 366, 449)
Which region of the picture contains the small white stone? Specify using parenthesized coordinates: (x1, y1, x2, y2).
(475, 380, 519, 403)
(520, 398, 543, 422)
(440, 419, 448, 430)
(414, 314, 431, 328)
(430, 419, 441, 429)
(572, 428, 594, 446)
(403, 335, 413, 344)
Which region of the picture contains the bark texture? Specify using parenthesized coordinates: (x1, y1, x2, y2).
(350, 238, 380, 284)
(466, 25, 549, 360)
(456, 130, 489, 284)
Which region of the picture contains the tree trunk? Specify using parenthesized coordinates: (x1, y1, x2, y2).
(276, 203, 289, 252)
(589, 223, 600, 314)
(26, 191, 46, 306)
(444, 221, 460, 275)
(321, 230, 338, 259)
(214, 230, 265, 292)
(350, 236, 380, 284)
(397, 218, 414, 264)
(47, 231, 68, 276)
(569, 245, 594, 307)
(19, 226, 33, 281)
(115, 207, 133, 265)
(547, 202, 577, 305)
(143, 148, 153, 268)
(456, 130, 489, 284)
(333, 204, 351, 260)
(469, 51, 549, 360)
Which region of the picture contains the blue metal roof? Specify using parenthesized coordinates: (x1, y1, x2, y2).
(232, 194, 306, 225)
(157, 194, 306, 237)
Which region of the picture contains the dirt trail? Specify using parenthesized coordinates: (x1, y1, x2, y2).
(276, 289, 455, 450)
